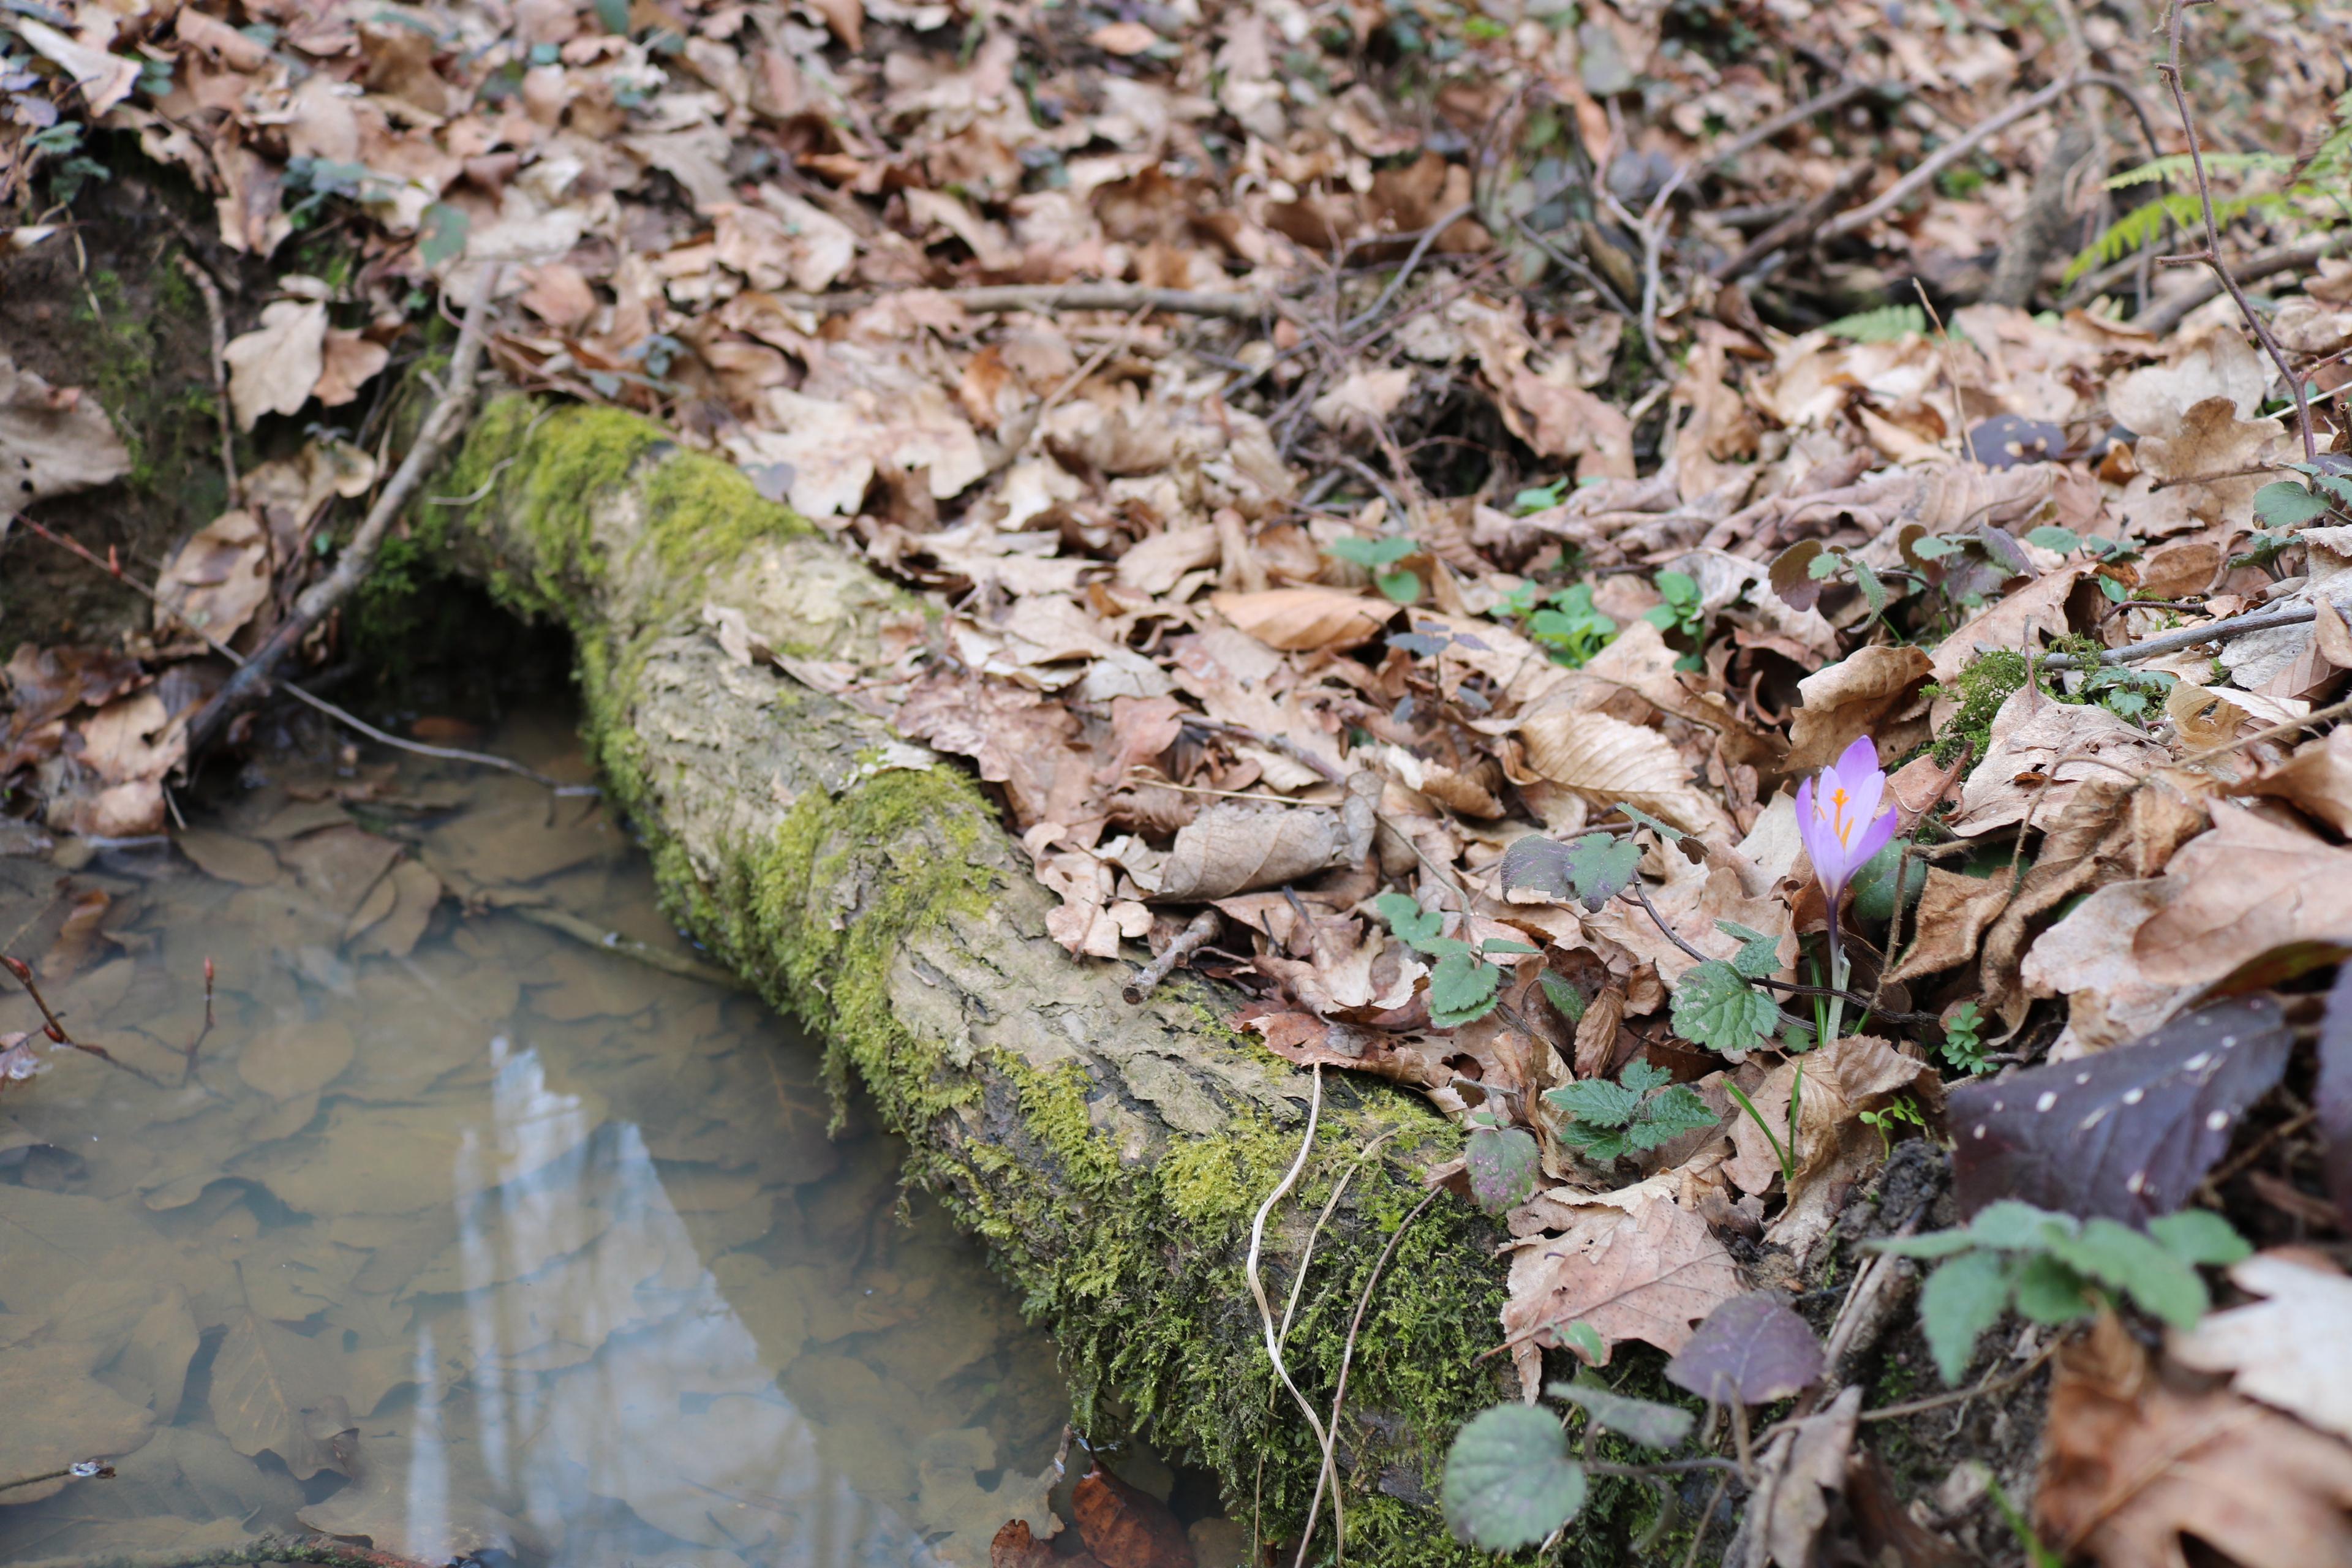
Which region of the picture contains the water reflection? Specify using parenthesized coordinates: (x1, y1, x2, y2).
(0, 731, 1068, 1567)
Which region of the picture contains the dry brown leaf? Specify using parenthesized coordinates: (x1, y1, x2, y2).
(13, 19, 140, 116)
(1784, 645, 1933, 772)
(2108, 326, 2268, 438)
(1310, 366, 1414, 434)
(2242, 726, 2352, 835)
(1884, 867, 2015, 983)
(1947, 687, 2171, 838)
(1728, 1035, 1940, 1259)
(1114, 524, 1221, 595)
(154, 510, 272, 644)
(2132, 397, 2286, 529)
(2132, 803, 2352, 989)
(1209, 586, 1395, 652)
(0, 352, 132, 504)
(1732, 1386, 1861, 1568)
(312, 330, 389, 409)
(224, 300, 329, 431)
(2040, 1312, 2352, 1568)
(1501, 1186, 1744, 1396)
(1517, 706, 1733, 840)
(1925, 564, 2085, 692)
(2169, 1251, 2352, 1443)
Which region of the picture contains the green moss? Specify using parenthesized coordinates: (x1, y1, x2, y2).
(423, 398, 1674, 1564)
(1924, 647, 2029, 764)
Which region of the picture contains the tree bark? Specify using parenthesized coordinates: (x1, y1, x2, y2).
(429, 397, 1531, 1564)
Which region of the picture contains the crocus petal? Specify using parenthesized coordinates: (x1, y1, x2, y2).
(1848, 803, 1899, 872)
(1793, 774, 1830, 875)
(1841, 769, 1888, 844)
(1834, 734, 1880, 783)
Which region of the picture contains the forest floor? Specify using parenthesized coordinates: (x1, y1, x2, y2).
(6, 0, 2352, 1563)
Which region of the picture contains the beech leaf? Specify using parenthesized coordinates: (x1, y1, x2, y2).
(1948, 995, 2292, 1226)
(1664, 1293, 1825, 1406)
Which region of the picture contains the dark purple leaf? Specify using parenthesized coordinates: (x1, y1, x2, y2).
(1663, 1292, 1824, 1406)
(1950, 996, 2291, 1227)
(1966, 413, 2067, 469)
(1769, 540, 1827, 611)
(2318, 965, 2352, 1229)
(1498, 832, 1642, 912)
(1466, 1124, 1540, 1215)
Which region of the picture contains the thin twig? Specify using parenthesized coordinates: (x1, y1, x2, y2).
(1, 954, 164, 1085)
(2034, 603, 2319, 668)
(13, 516, 589, 794)
(1859, 1332, 2064, 1422)
(1295, 1187, 1441, 1568)
(1819, 74, 2155, 243)
(1124, 908, 1221, 1004)
(2134, 228, 2352, 337)
(0, 1460, 115, 1493)
(2155, 2, 2317, 460)
(758, 281, 1275, 320)
(188, 265, 505, 756)
(179, 956, 214, 1085)
(175, 255, 235, 500)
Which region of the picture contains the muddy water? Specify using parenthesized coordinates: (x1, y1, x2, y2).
(0, 714, 1075, 1568)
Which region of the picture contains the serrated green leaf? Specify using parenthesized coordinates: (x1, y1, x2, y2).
(2052, 1219, 2206, 1329)
(1618, 1060, 1673, 1095)
(1610, 804, 1684, 842)
(2010, 1253, 2097, 1325)
(1328, 535, 1420, 568)
(1376, 568, 1424, 603)
(418, 202, 470, 268)
(592, 0, 630, 32)
(1967, 1200, 2077, 1252)
(1716, 921, 1781, 978)
(1539, 972, 1587, 1024)
(1547, 1378, 1695, 1450)
(2255, 481, 2335, 527)
(1442, 1406, 1588, 1550)
(1806, 548, 1842, 579)
(1871, 1229, 1983, 1260)
(1429, 951, 1502, 1027)
(1467, 1125, 1542, 1215)
(1482, 937, 1542, 954)
(1670, 960, 1778, 1053)
(1561, 1320, 1606, 1363)
(1921, 1250, 2010, 1383)
(1626, 1085, 1720, 1150)
(1909, 533, 1962, 561)
(2147, 1208, 2252, 1267)
(2025, 526, 2082, 554)
(1546, 1077, 1642, 1129)
(1852, 556, 1888, 615)
(1375, 892, 1444, 950)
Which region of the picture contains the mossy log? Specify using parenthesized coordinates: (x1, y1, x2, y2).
(424, 398, 1619, 1565)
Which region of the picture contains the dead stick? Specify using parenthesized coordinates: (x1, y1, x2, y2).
(187, 265, 503, 756)
(1818, 73, 2152, 242)
(2155, 1, 2316, 459)
(13, 516, 582, 793)
(1, 954, 164, 1085)
(2134, 229, 2352, 337)
(2034, 603, 2319, 668)
(1123, 908, 1220, 1005)
(758, 282, 1275, 321)
(175, 255, 235, 500)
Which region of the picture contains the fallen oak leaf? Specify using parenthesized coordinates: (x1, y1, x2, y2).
(2169, 1250, 2352, 1443)
(1209, 585, 1397, 651)
(2039, 1311, 2352, 1568)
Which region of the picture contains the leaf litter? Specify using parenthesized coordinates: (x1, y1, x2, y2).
(4, 0, 2352, 1556)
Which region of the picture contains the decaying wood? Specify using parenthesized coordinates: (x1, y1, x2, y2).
(433, 398, 1514, 1550)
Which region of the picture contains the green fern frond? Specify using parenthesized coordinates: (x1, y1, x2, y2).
(2103, 151, 2291, 190)
(1824, 303, 1926, 342)
(2063, 190, 2291, 285)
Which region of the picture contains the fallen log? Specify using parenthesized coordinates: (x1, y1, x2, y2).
(424, 397, 1567, 1563)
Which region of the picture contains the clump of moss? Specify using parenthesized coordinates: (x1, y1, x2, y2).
(1923, 647, 2029, 764)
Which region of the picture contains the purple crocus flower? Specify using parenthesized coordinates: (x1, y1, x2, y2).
(1793, 736, 1899, 905)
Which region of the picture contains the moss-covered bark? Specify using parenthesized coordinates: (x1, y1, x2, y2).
(431, 399, 1557, 1563)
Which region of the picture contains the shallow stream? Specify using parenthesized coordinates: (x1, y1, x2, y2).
(0, 713, 1083, 1567)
